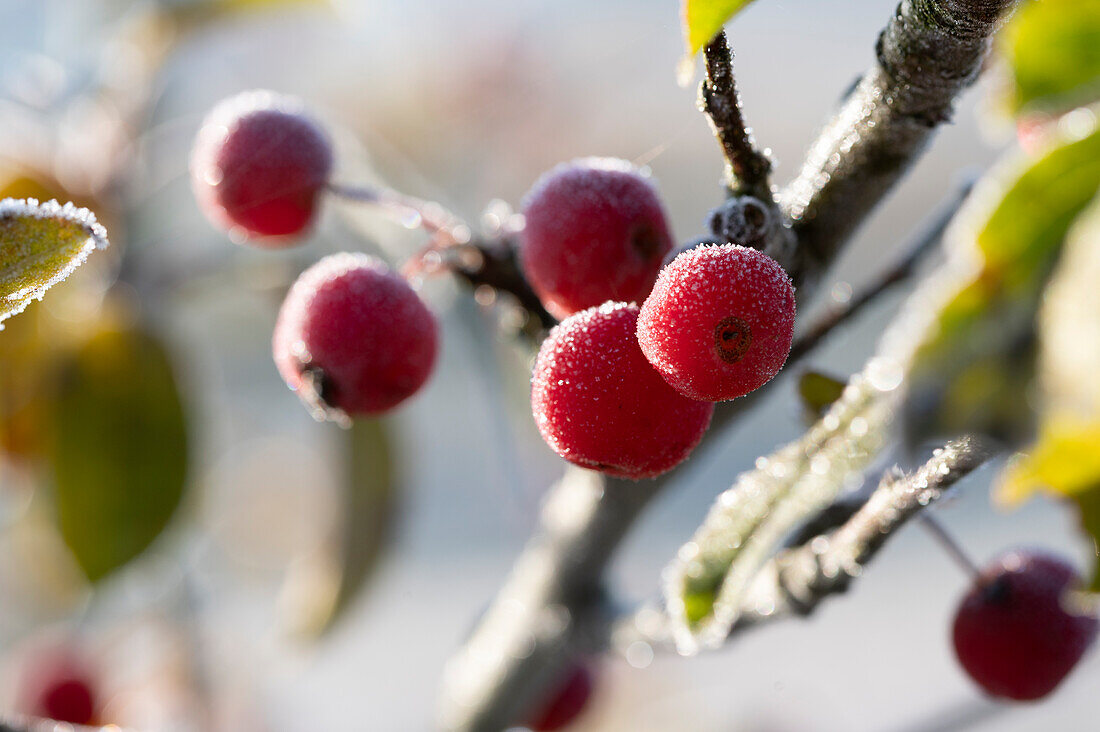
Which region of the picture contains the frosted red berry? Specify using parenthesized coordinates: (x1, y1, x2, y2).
(191, 90, 333, 242)
(519, 158, 674, 319)
(637, 244, 795, 402)
(21, 652, 98, 725)
(525, 662, 595, 731)
(531, 302, 714, 479)
(273, 253, 437, 419)
(952, 550, 1098, 701)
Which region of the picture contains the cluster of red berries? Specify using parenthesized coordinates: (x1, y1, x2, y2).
(523, 159, 796, 479)
(191, 91, 437, 420)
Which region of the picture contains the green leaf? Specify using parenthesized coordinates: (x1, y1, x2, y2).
(1001, 0, 1100, 114)
(798, 370, 846, 417)
(682, 0, 756, 58)
(281, 419, 395, 636)
(905, 118, 1100, 444)
(47, 323, 189, 582)
(0, 198, 108, 328)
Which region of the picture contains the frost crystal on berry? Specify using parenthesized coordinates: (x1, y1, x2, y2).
(191, 90, 333, 242)
(638, 244, 795, 401)
(531, 302, 713, 479)
(273, 253, 438, 420)
(519, 158, 674, 319)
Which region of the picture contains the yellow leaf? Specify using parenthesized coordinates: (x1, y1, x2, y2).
(683, 0, 757, 59)
(998, 416, 1100, 504)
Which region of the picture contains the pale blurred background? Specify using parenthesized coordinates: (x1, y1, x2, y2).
(0, 0, 1094, 729)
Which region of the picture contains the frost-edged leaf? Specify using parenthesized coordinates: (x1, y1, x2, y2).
(665, 363, 897, 653)
(47, 323, 188, 582)
(281, 419, 395, 637)
(0, 198, 108, 328)
(682, 0, 756, 59)
(905, 119, 1100, 445)
(798, 370, 846, 418)
(1001, 0, 1100, 114)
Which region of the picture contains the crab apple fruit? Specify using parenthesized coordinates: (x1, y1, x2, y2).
(191, 90, 333, 242)
(637, 244, 795, 401)
(519, 158, 674, 319)
(21, 652, 98, 725)
(273, 253, 437, 420)
(525, 662, 595, 731)
(531, 302, 714, 480)
(952, 550, 1099, 701)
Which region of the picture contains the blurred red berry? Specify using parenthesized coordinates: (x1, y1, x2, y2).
(637, 244, 795, 401)
(953, 550, 1098, 701)
(531, 302, 714, 479)
(21, 652, 98, 725)
(273, 253, 438, 419)
(526, 662, 595, 731)
(191, 90, 333, 242)
(520, 158, 674, 319)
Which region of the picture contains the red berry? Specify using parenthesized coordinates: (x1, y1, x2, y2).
(637, 244, 795, 401)
(273, 253, 438, 419)
(191, 90, 333, 242)
(519, 158, 674, 319)
(526, 662, 595, 731)
(531, 302, 714, 479)
(952, 550, 1098, 701)
(21, 652, 98, 725)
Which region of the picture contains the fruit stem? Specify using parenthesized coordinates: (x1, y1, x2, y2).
(327, 182, 468, 241)
(918, 513, 982, 581)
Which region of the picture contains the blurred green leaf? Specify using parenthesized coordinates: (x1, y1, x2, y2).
(905, 118, 1100, 444)
(167, 0, 327, 28)
(1071, 488, 1100, 592)
(1002, 0, 1100, 114)
(995, 189, 1100, 586)
(682, 0, 756, 59)
(282, 419, 395, 636)
(0, 198, 108, 328)
(798, 370, 846, 417)
(47, 323, 188, 582)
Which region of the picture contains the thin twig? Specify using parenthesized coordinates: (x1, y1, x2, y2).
(330, 183, 555, 332)
(614, 435, 993, 651)
(788, 175, 976, 362)
(700, 32, 772, 200)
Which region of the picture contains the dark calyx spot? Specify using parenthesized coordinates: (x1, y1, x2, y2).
(980, 574, 1013, 605)
(715, 316, 752, 364)
(630, 223, 662, 261)
(300, 363, 339, 409)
